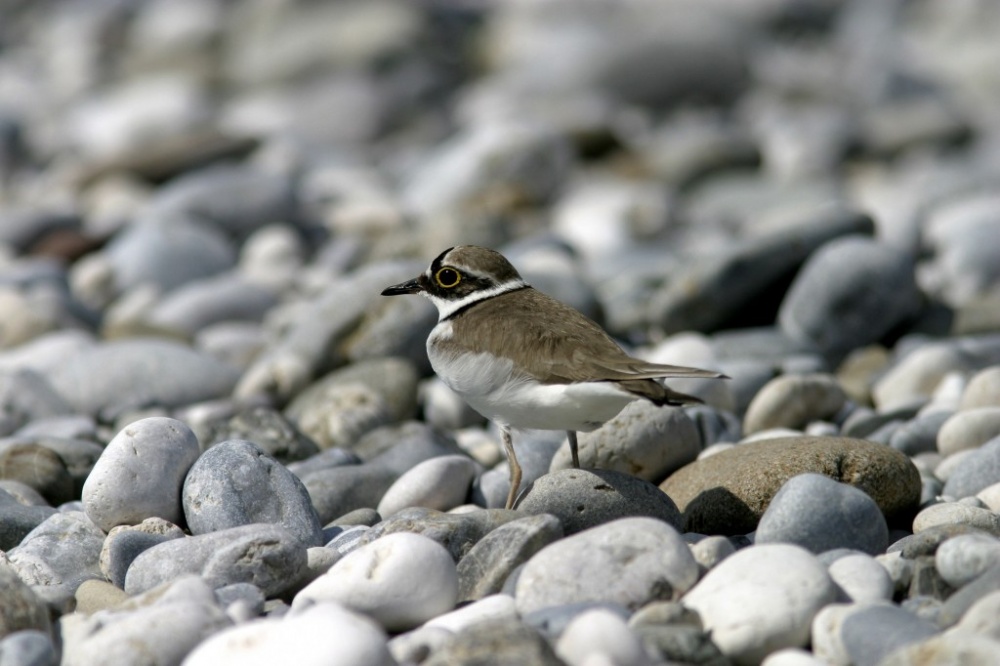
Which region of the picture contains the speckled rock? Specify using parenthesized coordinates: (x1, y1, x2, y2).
(519, 468, 682, 535)
(661, 437, 921, 534)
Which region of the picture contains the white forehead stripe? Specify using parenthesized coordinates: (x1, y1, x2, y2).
(422, 279, 528, 321)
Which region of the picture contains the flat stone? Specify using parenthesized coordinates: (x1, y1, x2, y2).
(457, 513, 563, 602)
(756, 473, 888, 555)
(182, 439, 323, 547)
(743, 374, 847, 435)
(293, 532, 458, 632)
(549, 401, 700, 483)
(82, 417, 201, 532)
(124, 523, 308, 598)
(683, 544, 837, 664)
(519, 468, 682, 535)
(515, 517, 698, 614)
(661, 436, 921, 534)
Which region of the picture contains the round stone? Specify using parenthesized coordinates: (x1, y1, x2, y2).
(82, 417, 201, 532)
(913, 502, 1000, 535)
(827, 553, 894, 603)
(555, 608, 651, 666)
(376, 454, 478, 517)
(682, 544, 837, 664)
(934, 533, 1000, 588)
(0, 442, 74, 506)
(937, 407, 1000, 457)
(293, 532, 458, 632)
(872, 343, 975, 412)
(515, 517, 698, 615)
(942, 436, 1000, 499)
(743, 374, 847, 435)
(99, 517, 186, 588)
(755, 473, 889, 555)
(961, 366, 1000, 410)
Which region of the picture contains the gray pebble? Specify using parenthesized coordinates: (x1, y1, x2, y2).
(302, 463, 397, 525)
(0, 564, 51, 637)
(342, 292, 437, 374)
(99, 518, 186, 589)
(359, 507, 518, 562)
(934, 533, 1000, 588)
(827, 553, 894, 603)
(286, 447, 360, 478)
(519, 468, 682, 535)
(756, 473, 888, 555)
(183, 439, 323, 547)
(0, 488, 57, 551)
(326, 525, 370, 556)
(938, 563, 1000, 628)
(422, 616, 562, 666)
(942, 436, 1000, 498)
(82, 417, 200, 532)
(377, 454, 478, 516)
(214, 582, 265, 617)
(0, 370, 73, 432)
(838, 603, 939, 666)
(457, 513, 563, 602)
(0, 441, 73, 506)
(203, 406, 320, 464)
(145, 273, 279, 337)
(549, 401, 700, 483)
(515, 517, 698, 614)
(913, 502, 1000, 535)
(954, 590, 1000, 640)
(889, 411, 951, 456)
(0, 630, 56, 666)
(124, 523, 308, 598)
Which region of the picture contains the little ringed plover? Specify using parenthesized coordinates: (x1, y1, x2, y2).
(382, 245, 726, 509)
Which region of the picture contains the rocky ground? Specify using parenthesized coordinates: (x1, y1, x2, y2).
(2, 0, 1000, 664)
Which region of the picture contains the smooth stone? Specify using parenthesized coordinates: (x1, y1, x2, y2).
(0, 563, 51, 636)
(629, 621, 724, 665)
(99, 518, 186, 588)
(358, 507, 518, 562)
(938, 408, 1000, 456)
(879, 633, 1000, 666)
(954, 589, 1000, 640)
(761, 648, 828, 666)
(45, 338, 241, 418)
(473, 429, 566, 508)
(144, 273, 278, 337)
(684, 544, 838, 664)
(690, 535, 736, 571)
(202, 406, 320, 463)
(182, 439, 323, 547)
(181, 601, 395, 666)
(555, 608, 652, 666)
(743, 374, 847, 435)
(518, 468, 682, 535)
(293, 532, 458, 632)
(74, 579, 129, 614)
(828, 603, 938, 666)
(422, 616, 563, 666)
(942, 437, 1000, 498)
(194, 321, 267, 369)
(0, 370, 73, 430)
(0, 480, 48, 506)
(934, 534, 1000, 588)
(661, 437, 921, 534)
(6, 511, 105, 610)
(938, 563, 1000, 628)
(873, 343, 977, 412)
(351, 421, 464, 468)
(756, 473, 889, 555)
(889, 411, 951, 456)
(549, 401, 700, 483)
(778, 236, 921, 361)
(889, 524, 992, 559)
(0, 441, 73, 506)
(285, 357, 419, 449)
(287, 447, 361, 479)
(21, 436, 103, 496)
(0, 488, 57, 550)
(457, 513, 563, 602)
(960, 366, 1000, 409)
(977, 482, 1000, 512)
(828, 554, 894, 603)
(912, 502, 1000, 536)
(0, 629, 57, 666)
(515, 517, 698, 614)
(82, 417, 200, 532)
(302, 463, 397, 526)
(377, 455, 478, 517)
(124, 523, 308, 597)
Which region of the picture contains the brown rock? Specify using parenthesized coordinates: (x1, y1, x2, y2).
(660, 436, 920, 534)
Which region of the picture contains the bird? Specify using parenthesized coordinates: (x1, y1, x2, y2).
(381, 245, 726, 510)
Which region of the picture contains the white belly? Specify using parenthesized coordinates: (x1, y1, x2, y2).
(428, 339, 638, 432)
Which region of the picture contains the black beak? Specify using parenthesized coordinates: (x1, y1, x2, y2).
(381, 277, 422, 296)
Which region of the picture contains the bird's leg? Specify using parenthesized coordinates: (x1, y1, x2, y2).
(568, 430, 580, 468)
(501, 425, 521, 510)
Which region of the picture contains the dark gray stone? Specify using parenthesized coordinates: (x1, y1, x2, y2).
(519, 468, 682, 535)
(0, 489, 57, 551)
(942, 436, 1000, 499)
(359, 507, 519, 561)
(286, 447, 361, 478)
(890, 411, 952, 456)
(124, 523, 308, 598)
(205, 407, 320, 464)
(457, 513, 563, 601)
(840, 604, 939, 666)
(183, 439, 323, 547)
(100, 518, 186, 589)
(756, 473, 889, 555)
(0, 566, 51, 637)
(0, 441, 73, 506)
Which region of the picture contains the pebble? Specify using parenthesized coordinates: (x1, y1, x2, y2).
(182, 439, 323, 547)
(99, 518, 186, 588)
(937, 407, 1000, 456)
(0, 562, 52, 636)
(689, 535, 736, 571)
(872, 342, 977, 412)
(124, 523, 308, 598)
(977, 482, 1000, 511)
(518, 468, 682, 535)
(912, 502, 1000, 536)
(555, 608, 653, 666)
(815, 602, 939, 666)
(474, 430, 565, 508)
(960, 366, 1000, 409)
(756, 473, 889, 555)
(0, 370, 73, 432)
(934, 533, 1000, 588)
(515, 517, 698, 615)
(182, 601, 395, 666)
(144, 273, 279, 337)
(82, 417, 200, 532)
(0, 487, 57, 551)
(0, 441, 74, 506)
(422, 616, 563, 666)
(457, 513, 563, 602)
(954, 589, 1000, 640)
(683, 544, 837, 664)
(937, 562, 1000, 628)
(357, 507, 517, 562)
(201, 406, 320, 463)
(74, 579, 128, 614)
(827, 553, 894, 603)
(376, 454, 478, 517)
(548, 401, 700, 483)
(889, 411, 951, 456)
(743, 374, 847, 435)
(942, 437, 1000, 499)
(342, 292, 437, 373)
(293, 532, 458, 632)
(0, 629, 57, 666)
(879, 633, 1000, 666)
(661, 436, 920, 534)
(424, 593, 518, 633)
(778, 236, 921, 361)
(44, 339, 241, 418)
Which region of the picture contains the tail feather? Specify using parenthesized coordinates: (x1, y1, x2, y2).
(615, 379, 705, 406)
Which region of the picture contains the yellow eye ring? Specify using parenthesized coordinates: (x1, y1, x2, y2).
(435, 267, 461, 288)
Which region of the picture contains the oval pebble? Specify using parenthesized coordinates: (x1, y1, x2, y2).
(555, 608, 652, 666)
(743, 374, 847, 435)
(182, 439, 323, 547)
(0, 563, 52, 636)
(937, 407, 1000, 457)
(827, 553, 894, 603)
(376, 454, 478, 517)
(293, 532, 458, 632)
(515, 517, 698, 615)
(82, 417, 201, 532)
(0, 441, 74, 506)
(934, 533, 1000, 588)
(960, 366, 1000, 409)
(913, 502, 1000, 535)
(878, 632, 1000, 666)
(99, 518, 186, 588)
(682, 544, 838, 664)
(942, 436, 1000, 499)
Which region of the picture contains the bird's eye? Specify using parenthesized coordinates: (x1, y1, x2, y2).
(435, 268, 461, 288)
